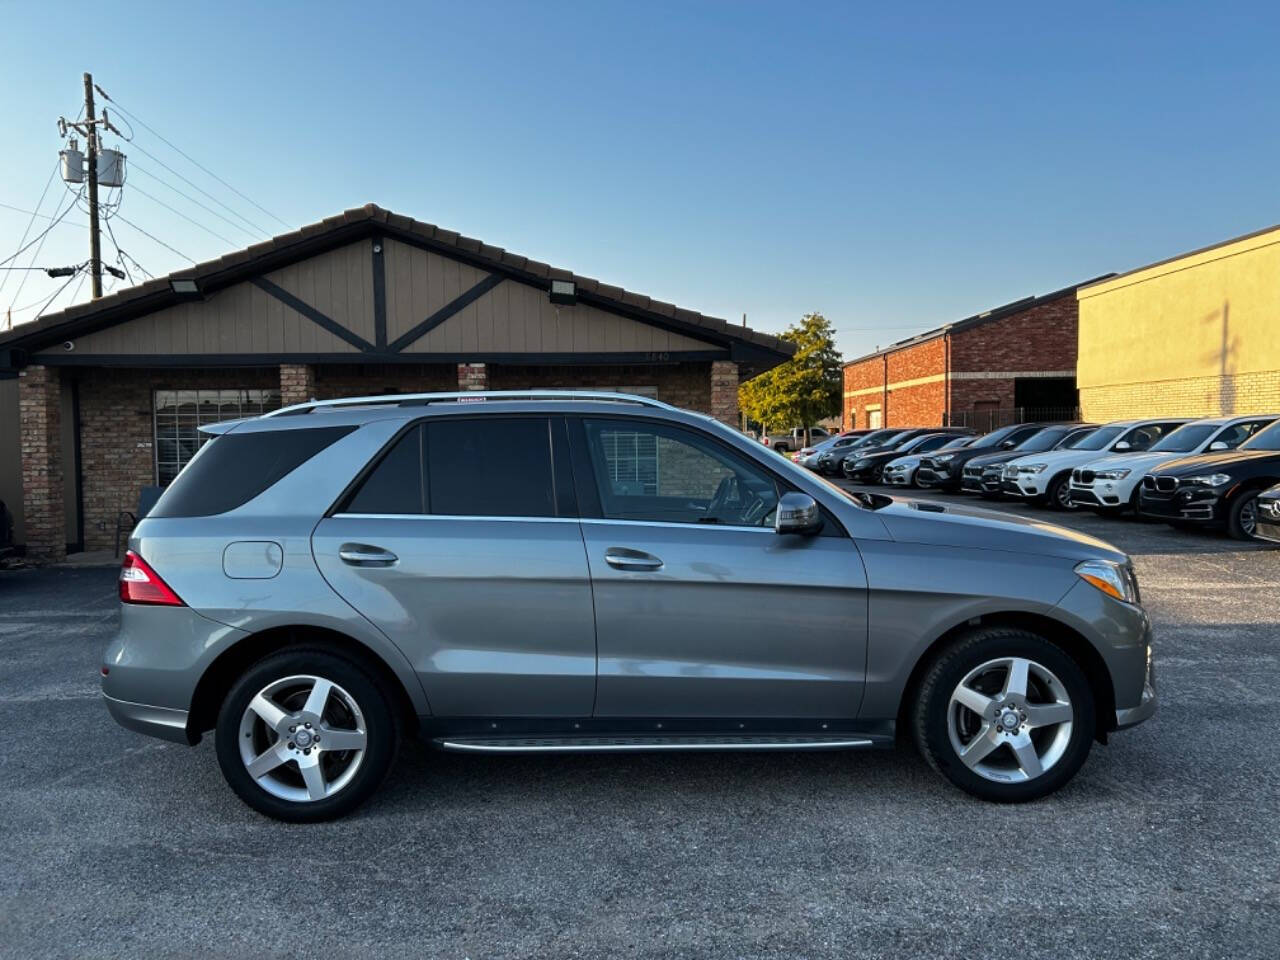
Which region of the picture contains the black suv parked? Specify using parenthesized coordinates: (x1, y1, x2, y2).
(1139, 420, 1280, 540)
(959, 424, 1097, 497)
(814, 428, 904, 475)
(842, 429, 974, 483)
(1256, 483, 1280, 545)
(916, 423, 1048, 491)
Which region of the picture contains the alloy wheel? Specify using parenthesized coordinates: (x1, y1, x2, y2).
(1240, 497, 1258, 537)
(947, 657, 1074, 783)
(237, 674, 368, 802)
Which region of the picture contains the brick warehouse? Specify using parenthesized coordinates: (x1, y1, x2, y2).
(841, 277, 1112, 431)
(0, 204, 792, 561)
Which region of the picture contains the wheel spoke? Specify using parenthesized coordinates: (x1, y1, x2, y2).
(248, 693, 288, 731)
(958, 726, 1000, 769)
(302, 678, 333, 719)
(952, 685, 994, 717)
(1003, 658, 1030, 698)
(245, 742, 289, 779)
(317, 726, 366, 752)
(1024, 701, 1072, 728)
(1010, 735, 1043, 779)
(298, 758, 328, 801)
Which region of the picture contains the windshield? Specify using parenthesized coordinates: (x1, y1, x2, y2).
(1072, 425, 1126, 451)
(973, 424, 1023, 447)
(1243, 420, 1280, 451)
(1016, 426, 1070, 452)
(1058, 428, 1097, 449)
(1150, 423, 1218, 453)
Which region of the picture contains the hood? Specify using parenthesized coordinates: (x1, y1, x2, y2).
(875, 496, 1128, 564)
(1149, 448, 1280, 475)
(884, 454, 923, 468)
(1004, 448, 1098, 470)
(964, 450, 1024, 469)
(1079, 451, 1172, 473)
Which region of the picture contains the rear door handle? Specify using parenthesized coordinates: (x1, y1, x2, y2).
(604, 547, 664, 571)
(339, 544, 398, 567)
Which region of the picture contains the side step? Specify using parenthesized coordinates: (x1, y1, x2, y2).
(434, 734, 876, 754)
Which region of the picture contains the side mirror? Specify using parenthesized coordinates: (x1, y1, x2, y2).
(1000, 439, 1017, 449)
(1113, 441, 1131, 451)
(1208, 441, 1228, 451)
(775, 492, 822, 535)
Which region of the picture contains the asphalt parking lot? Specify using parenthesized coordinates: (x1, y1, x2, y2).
(2, 494, 1278, 959)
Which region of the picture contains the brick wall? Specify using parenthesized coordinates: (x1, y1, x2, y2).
(311, 363, 455, 400)
(280, 364, 315, 405)
(489, 363, 714, 413)
(709, 361, 740, 426)
(18, 365, 64, 562)
(1081, 369, 1280, 421)
(841, 292, 1080, 428)
(76, 367, 278, 553)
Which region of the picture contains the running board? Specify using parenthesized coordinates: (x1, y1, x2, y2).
(434, 734, 876, 754)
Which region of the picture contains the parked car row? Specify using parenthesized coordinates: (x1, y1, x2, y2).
(793, 415, 1280, 544)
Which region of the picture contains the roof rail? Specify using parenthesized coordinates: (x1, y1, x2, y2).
(261, 389, 678, 418)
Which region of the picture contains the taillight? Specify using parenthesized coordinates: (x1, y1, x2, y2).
(119, 550, 185, 606)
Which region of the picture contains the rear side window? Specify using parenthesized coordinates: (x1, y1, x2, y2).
(426, 418, 555, 517)
(151, 425, 354, 518)
(344, 425, 426, 515)
(341, 417, 557, 517)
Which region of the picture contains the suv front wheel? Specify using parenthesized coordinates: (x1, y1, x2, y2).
(912, 628, 1095, 802)
(215, 649, 398, 822)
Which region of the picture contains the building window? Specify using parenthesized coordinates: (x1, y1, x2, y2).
(153, 388, 282, 484)
(584, 386, 658, 494)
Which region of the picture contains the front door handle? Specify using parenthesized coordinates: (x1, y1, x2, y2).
(604, 547, 663, 571)
(339, 544, 398, 567)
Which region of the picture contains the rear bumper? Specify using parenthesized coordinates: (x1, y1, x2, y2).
(103, 693, 193, 745)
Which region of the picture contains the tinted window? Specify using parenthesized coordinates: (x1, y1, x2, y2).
(1018, 426, 1071, 452)
(1073, 425, 1125, 451)
(1058, 427, 1098, 449)
(584, 419, 779, 527)
(1150, 423, 1217, 453)
(973, 424, 1023, 447)
(1214, 420, 1273, 449)
(344, 425, 425, 515)
(427, 418, 556, 517)
(152, 425, 354, 518)
(1244, 421, 1280, 451)
(1119, 422, 1181, 451)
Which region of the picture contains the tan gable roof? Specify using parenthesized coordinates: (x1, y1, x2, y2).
(0, 204, 792, 370)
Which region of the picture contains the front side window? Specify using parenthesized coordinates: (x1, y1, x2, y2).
(1118, 422, 1181, 451)
(153, 388, 282, 484)
(1214, 420, 1273, 449)
(1243, 421, 1280, 451)
(583, 419, 779, 527)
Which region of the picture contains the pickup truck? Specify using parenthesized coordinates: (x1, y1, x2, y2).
(761, 426, 830, 454)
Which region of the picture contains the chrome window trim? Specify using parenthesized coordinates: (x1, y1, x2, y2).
(333, 513, 578, 524)
(581, 517, 774, 534)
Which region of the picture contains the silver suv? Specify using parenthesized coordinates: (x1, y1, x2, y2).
(103, 392, 1156, 821)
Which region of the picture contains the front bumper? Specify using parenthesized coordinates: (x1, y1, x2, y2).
(103, 693, 193, 744)
(1138, 487, 1223, 524)
(916, 466, 957, 488)
(883, 470, 914, 487)
(1115, 648, 1158, 730)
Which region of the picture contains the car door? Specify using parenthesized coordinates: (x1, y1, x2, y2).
(312, 415, 597, 717)
(570, 415, 868, 719)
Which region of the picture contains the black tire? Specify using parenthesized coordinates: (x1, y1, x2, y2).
(1046, 472, 1078, 511)
(215, 648, 399, 822)
(912, 627, 1096, 803)
(1226, 490, 1260, 541)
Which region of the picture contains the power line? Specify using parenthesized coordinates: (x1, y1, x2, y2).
(0, 191, 79, 269)
(124, 139, 271, 239)
(129, 161, 264, 241)
(103, 217, 136, 284)
(5, 189, 80, 315)
(126, 181, 239, 247)
(111, 212, 197, 264)
(0, 160, 60, 301)
(30, 265, 83, 320)
(96, 89, 290, 231)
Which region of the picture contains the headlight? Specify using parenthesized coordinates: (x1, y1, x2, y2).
(933, 454, 955, 463)
(1017, 463, 1048, 474)
(1184, 473, 1232, 487)
(1075, 559, 1140, 604)
(1095, 468, 1131, 480)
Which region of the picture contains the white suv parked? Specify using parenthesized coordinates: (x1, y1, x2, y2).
(1002, 418, 1190, 510)
(1069, 415, 1279, 513)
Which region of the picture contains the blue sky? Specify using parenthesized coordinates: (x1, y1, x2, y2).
(2, 1, 1277, 359)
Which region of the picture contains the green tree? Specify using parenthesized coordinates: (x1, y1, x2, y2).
(739, 312, 842, 445)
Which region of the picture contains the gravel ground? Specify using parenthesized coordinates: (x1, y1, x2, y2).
(1, 494, 1278, 959)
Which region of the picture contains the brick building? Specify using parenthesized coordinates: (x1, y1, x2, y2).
(0, 204, 791, 561)
(841, 278, 1111, 431)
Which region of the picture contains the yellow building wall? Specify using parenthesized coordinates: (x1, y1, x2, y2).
(1077, 225, 1280, 419)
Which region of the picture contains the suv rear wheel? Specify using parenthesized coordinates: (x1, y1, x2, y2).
(912, 627, 1095, 802)
(215, 649, 398, 822)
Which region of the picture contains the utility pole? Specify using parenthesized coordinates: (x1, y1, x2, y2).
(82, 72, 102, 299)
